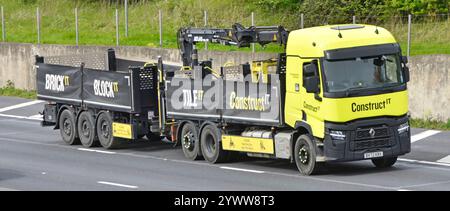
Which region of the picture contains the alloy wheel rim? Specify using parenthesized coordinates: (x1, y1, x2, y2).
(299, 146, 309, 164)
(183, 131, 194, 150)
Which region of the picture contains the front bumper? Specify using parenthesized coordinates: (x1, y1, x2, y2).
(322, 115, 411, 162)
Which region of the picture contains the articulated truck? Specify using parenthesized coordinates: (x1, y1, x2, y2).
(36, 23, 411, 175)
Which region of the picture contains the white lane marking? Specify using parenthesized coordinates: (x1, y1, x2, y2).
(220, 166, 265, 174)
(398, 158, 450, 167)
(397, 189, 413, 191)
(397, 179, 450, 189)
(411, 130, 441, 143)
(0, 187, 20, 191)
(97, 181, 138, 189)
(0, 100, 43, 113)
(437, 155, 450, 164)
(0, 113, 41, 121)
(77, 148, 117, 154)
(28, 114, 43, 120)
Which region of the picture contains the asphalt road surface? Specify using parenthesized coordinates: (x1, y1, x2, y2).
(1, 96, 450, 191)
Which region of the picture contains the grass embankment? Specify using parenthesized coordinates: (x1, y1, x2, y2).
(0, 0, 448, 55)
(0, 81, 36, 99)
(410, 118, 450, 131)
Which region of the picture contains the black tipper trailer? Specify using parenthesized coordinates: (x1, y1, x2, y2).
(35, 48, 288, 153)
(36, 50, 162, 148)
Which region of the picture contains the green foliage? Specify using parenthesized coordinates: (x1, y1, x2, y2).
(410, 117, 450, 131)
(255, 0, 300, 11)
(389, 0, 449, 16)
(0, 80, 37, 99)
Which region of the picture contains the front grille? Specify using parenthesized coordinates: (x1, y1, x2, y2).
(356, 127, 389, 140)
(353, 139, 391, 150)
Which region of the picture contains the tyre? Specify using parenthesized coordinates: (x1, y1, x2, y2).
(77, 111, 99, 147)
(372, 156, 397, 168)
(180, 122, 202, 160)
(294, 135, 322, 176)
(200, 124, 229, 163)
(59, 109, 80, 145)
(96, 112, 122, 149)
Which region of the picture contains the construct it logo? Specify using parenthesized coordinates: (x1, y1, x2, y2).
(94, 79, 119, 98)
(45, 74, 70, 92)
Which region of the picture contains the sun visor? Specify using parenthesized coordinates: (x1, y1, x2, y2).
(325, 44, 401, 60)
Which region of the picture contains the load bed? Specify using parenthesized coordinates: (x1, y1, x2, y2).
(35, 50, 159, 114)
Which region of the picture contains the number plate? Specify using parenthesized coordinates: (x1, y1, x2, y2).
(364, 151, 384, 159)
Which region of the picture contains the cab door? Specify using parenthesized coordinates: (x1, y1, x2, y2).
(302, 60, 325, 138)
(285, 57, 325, 138)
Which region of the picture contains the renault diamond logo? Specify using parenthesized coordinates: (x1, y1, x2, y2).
(369, 128, 376, 138)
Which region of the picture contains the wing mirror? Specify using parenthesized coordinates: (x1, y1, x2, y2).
(401, 56, 408, 64)
(403, 66, 410, 83)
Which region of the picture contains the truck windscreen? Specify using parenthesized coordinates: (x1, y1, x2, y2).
(322, 54, 403, 93)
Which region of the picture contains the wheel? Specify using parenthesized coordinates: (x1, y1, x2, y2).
(180, 122, 202, 160)
(59, 109, 80, 145)
(372, 156, 397, 168)
(294, 135, 322, 175)
(96, 112, 122, 149)
(200, 124, 229, 163)
(77, 111, 99, 147)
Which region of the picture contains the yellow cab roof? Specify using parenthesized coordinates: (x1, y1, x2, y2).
(286, 24, 398, 58)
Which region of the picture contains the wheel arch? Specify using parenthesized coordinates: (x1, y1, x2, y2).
(291, 121, 313, 163)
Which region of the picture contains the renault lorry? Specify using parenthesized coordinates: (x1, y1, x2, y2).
(36, 23, 411, 175)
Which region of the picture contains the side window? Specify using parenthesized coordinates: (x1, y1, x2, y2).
(302, 60, 320, 94)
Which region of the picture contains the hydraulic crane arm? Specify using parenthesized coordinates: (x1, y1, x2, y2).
(178, 23, 289, 67)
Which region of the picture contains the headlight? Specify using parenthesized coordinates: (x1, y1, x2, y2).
(330, 130, 346, 140)
(398, 122, 409, 134)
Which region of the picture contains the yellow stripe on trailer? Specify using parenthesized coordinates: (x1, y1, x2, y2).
(222, 135, 274, 154)
(112, 122, 133, 139)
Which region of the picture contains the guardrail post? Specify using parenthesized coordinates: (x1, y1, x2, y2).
(1, 6, 5, 42)
(36, 7, 40, 45)
(75, 8, 79, 46)
(353, 15, 356, 24)
(125, 0, 128, 37)
(116, 8, 119, 46)
(407, 14, 411, 57)
(300, 13, 304, 29)
(204, 10, 208, 50)
(159, 10, 162, 48)
(251, 12, 255, 53)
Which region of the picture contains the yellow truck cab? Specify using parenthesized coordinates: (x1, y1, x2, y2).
(285, 24, 410, 173)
